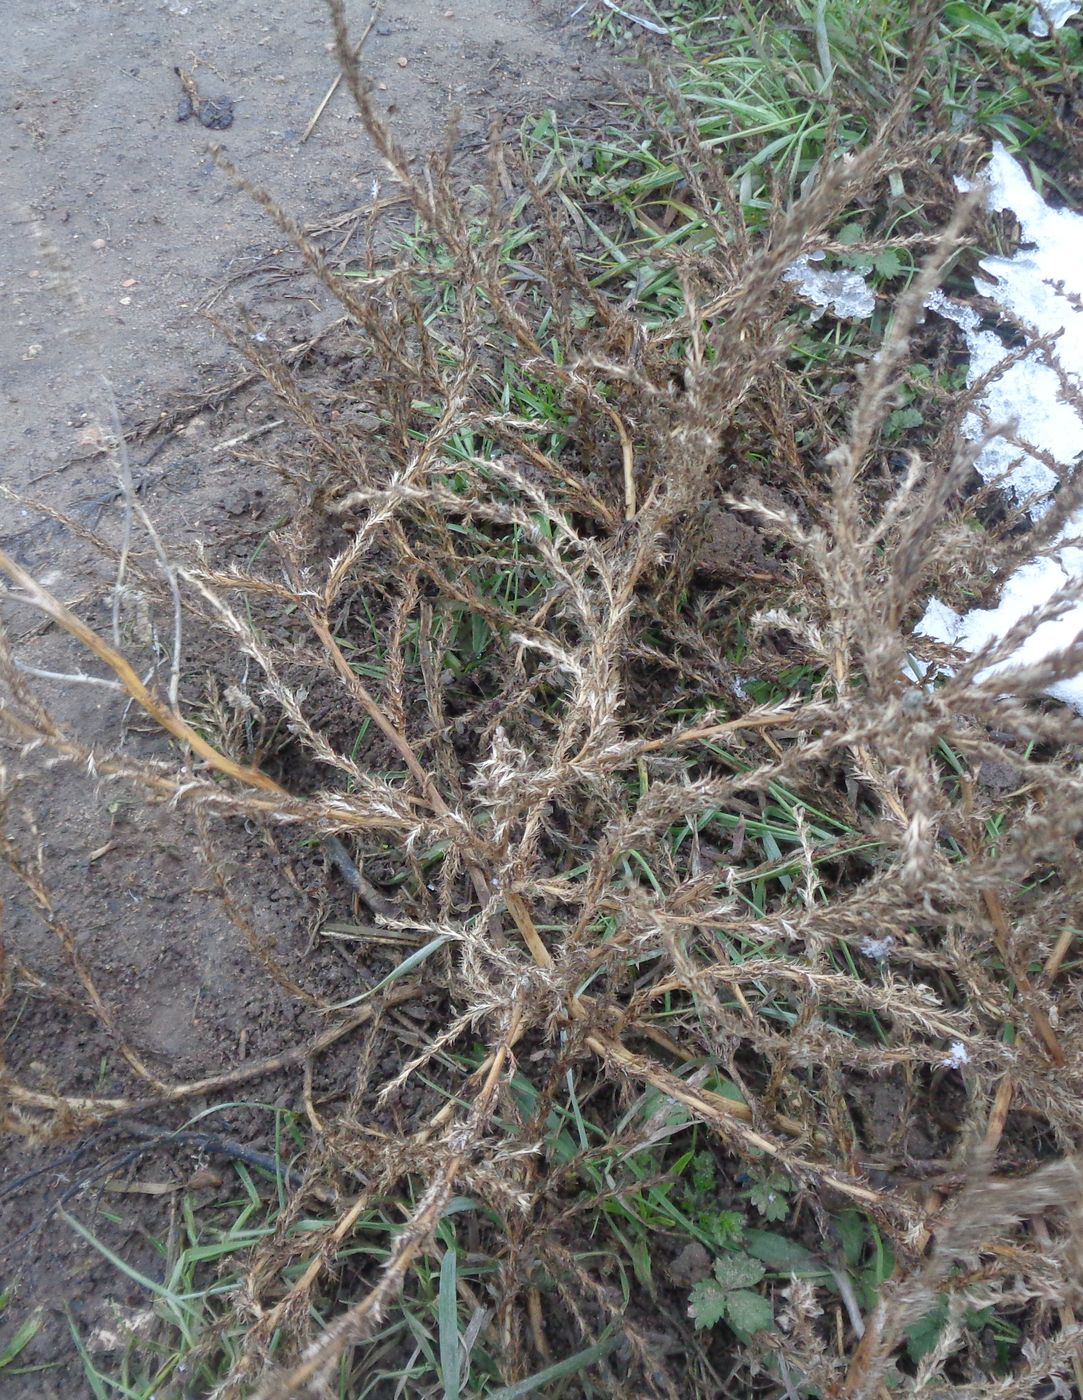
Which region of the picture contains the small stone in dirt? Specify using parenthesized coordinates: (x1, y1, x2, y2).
(196, 95, 234, 130)
(186, 1167, 223, 1191)
(693, 507, 768, 580)
(977, 757, 1021, 793)
(667, 1241, 711, 1286)
(91, 238, 106, 250)
(397, 55, 409, 67)
(177, 90, 234, 130)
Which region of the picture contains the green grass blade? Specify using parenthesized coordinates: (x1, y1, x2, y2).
(0, 1309, 42, 1368)
(487, 1332, 623, 1399)
(329, 932, 454, 1009)
(60, 1210, 201, 1310)
(438, 1247, 460, 1400)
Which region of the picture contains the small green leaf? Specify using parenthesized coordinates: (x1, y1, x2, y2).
(943, 1, 1032, 52)
(874, 249, 903, 279)
(906, 1297, 948, 1363)
(838, 221, 864, 245)
(688, 1277, 730, 1330)
(748, 1178, 789, 1222)
(628, 1233, 653, 1289)
(744, 1229, 817, 1270)
(834, 1210, 867, 1269)
(887, 406, 924, 436)
(724, 1288, 775, 1336)
(690, 1150, 716, 1195)
(713, 1253, 765, 1291)
(867, 1229, 895, 1287)
(714, 1210, 746, 1246)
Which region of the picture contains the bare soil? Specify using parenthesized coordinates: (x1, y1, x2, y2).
(0, 2, 616, 1391)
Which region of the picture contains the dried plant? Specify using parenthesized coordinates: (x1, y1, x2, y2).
(3, 2, 1083, 1396)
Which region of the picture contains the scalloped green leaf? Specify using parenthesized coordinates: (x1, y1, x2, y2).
(724, 1288, 775, 1336)
(713, 1253, 765, 1290)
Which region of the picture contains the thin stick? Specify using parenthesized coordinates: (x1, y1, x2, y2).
(12, 662, 121, 691)
(599, 0, 670, 36)
(1044, 925, 1076, 983)
(0, 549, 285, 796)
(301, 6, 381, 144)
(128, 320, 346, 442)
(4, 983, 422, 1125)
(604, 403, 637, 519)
(634, 703, 802, 754)
(88, 390, 184, 710)
(984, 1076, 1014, 1151)
(212, 418, 284, 453)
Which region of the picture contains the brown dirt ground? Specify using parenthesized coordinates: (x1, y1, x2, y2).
(0, 2, 621, 1392)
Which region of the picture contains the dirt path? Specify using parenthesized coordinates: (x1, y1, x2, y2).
(0, 3, 612, 1391)
(3, 0, 601, 511)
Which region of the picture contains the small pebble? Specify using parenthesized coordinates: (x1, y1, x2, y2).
(91, 238, 106, 250)
(397, 55, 408, 67)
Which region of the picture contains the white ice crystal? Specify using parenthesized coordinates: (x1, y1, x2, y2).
(783, 251, 875, 321)
(942, 1041, 970, 1069)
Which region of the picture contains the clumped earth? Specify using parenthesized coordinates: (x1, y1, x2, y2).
(3, 2, 1083, 1398)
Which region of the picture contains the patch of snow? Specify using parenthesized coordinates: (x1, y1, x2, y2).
(1028, 1, 1080, 37)
(784, 252, 875, 321)
(924, 288, 980, 333)
(917, 554, 1083, 712)
(918, 144, 1083, 711)
(948, 143, 1083, 503)
(942, 1040, 970, 1069)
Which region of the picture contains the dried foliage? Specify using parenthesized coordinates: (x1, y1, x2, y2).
(3, 2, 1083, 1396)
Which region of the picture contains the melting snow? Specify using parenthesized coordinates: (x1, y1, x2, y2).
(783, 251, 875, 321)
(916, 144, 1083, 711)
(1028, 1, 1080, 37)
